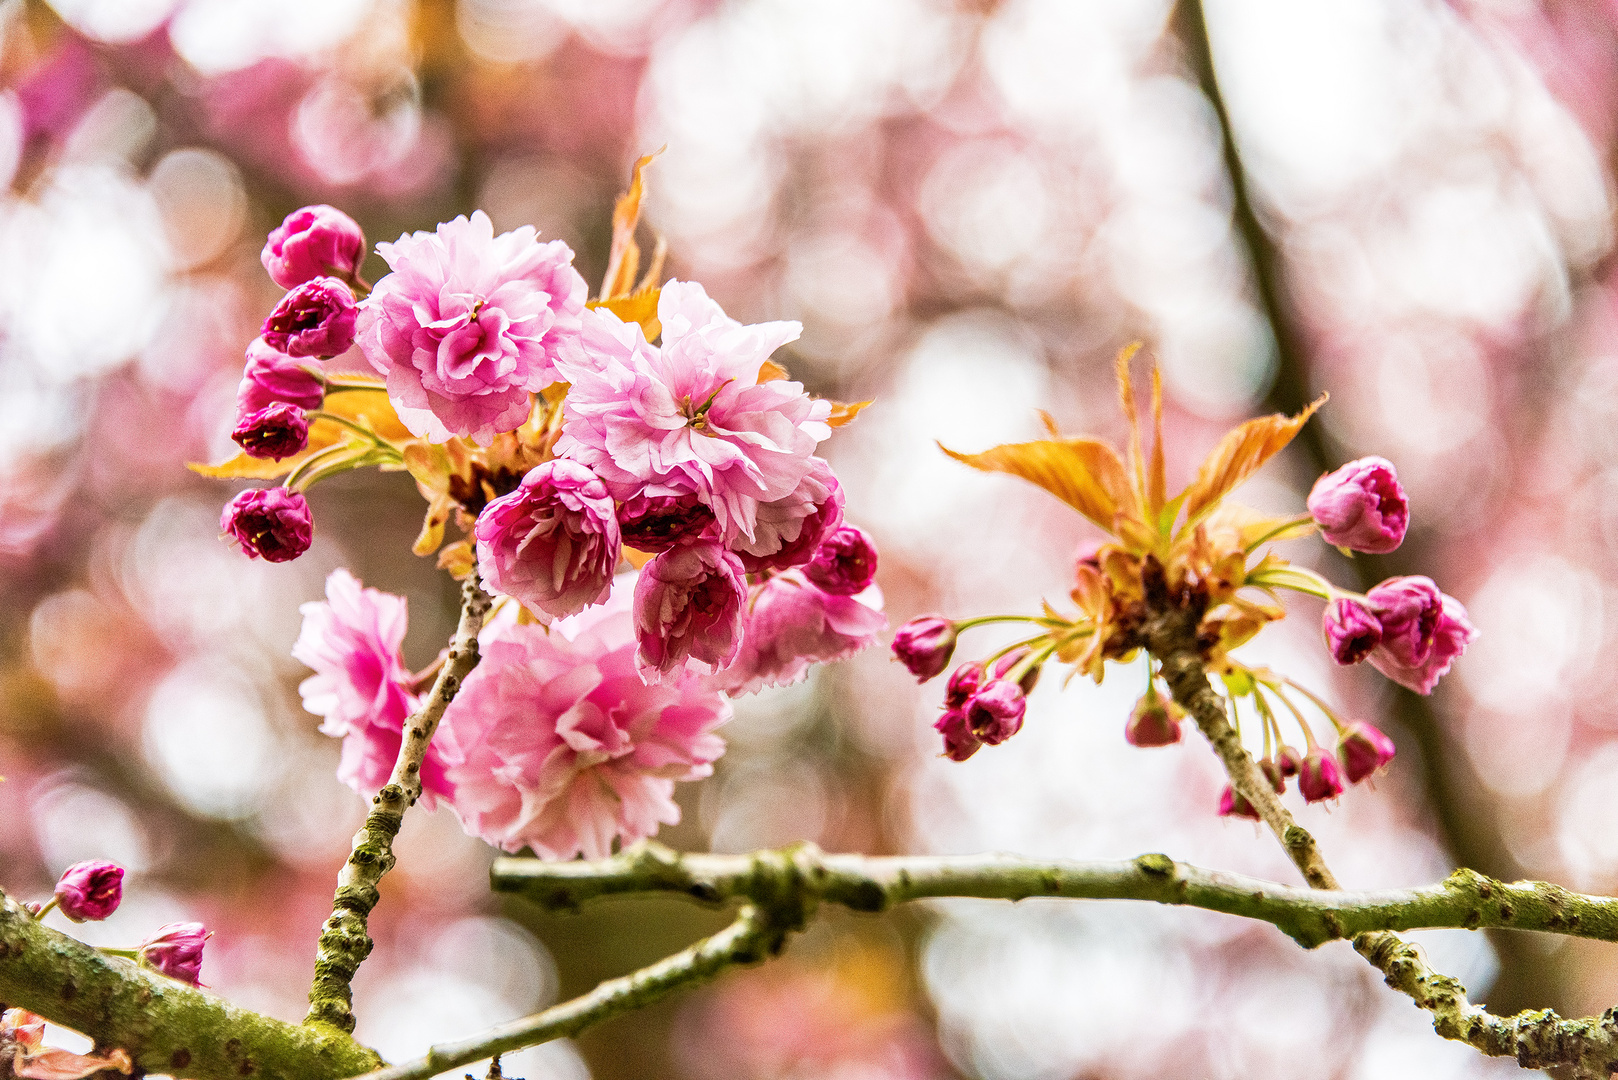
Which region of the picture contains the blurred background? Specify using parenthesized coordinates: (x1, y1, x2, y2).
(0, 0, 1613, 1076)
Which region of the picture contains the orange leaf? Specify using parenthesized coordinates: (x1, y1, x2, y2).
(758, 359, 790, 382)
(939, 437, 1137, 534)
(1179, 394, 1327, 526)
(600, 148, 665, 301)
(826, 399, 872, 428)
(588, 285, 662, 342)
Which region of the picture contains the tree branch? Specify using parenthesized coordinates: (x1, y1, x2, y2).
(0, 889, 380, 1080)
(305, 572, 493, 1033)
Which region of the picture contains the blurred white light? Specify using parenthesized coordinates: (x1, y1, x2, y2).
(147, 148, 248, 270)
(1459, 556, 1602, 714)
(1556, 742, 1618, 890)
(143, 658, 282, 819)
(62, 88, 158, 165)
(456, 0, 569, 64)
(0, 92, 23, 190)
(168, 0, 374, 75)
(45, 0, 180, 43)
(920, 142, 1050, 278)
(31, 779, 151, 872)
(703, 761, 830, 852)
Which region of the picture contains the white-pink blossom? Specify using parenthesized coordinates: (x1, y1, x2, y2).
(436, 575, 729, 859)
(554, 280, 830, 545)
(356, 210, 587, 444)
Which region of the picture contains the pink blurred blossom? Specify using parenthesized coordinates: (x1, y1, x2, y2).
(554, 281, 828, 545)
(632, 541, 747, 680)
(1338, 721, 1398, 783)
(437, 579, 729, 858)
(292, 569, 452, 805)
(708, 573, 886, 695)
(474, 459, 621, 619)
(804, 524, 879, 595)
(356, 210, 587, 444)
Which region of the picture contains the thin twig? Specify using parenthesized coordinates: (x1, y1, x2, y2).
(305, 572, 493, 1033)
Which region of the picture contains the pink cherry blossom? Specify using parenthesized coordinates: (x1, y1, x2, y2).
(232, 401, 309, 460)
(632, 541, 748, 680)
(1338, 721, 1397, 783)
(292, 569, 452, 804)
(617, 491, 716, 553)
(1322, 597, 1381, 665)
(220, 488, 312, 562)
(708, 573, 887, 695)
(892, 617, 956, 681)
(261, 203, 366, 290)
(804, 524, 879, 595)
(139, 922, 209, 985)
(261, 276, 358, 359)
(1368, 592, 1478, 695)
(237, 338, 324, 415)
(436, 580, 729, 858)
(732, 459, 844, 573)
(554, 280, 830, 545)
(1307, 456, 1408, 554)
(356, 210, 587, 444)
(53, 860, 123, 922)
(474, 459, 620, 620)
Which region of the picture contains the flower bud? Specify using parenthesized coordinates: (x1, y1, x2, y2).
(237, 338, 324, 415)
(1365, 576, 1443, 668)
(232, 402, 309, 460)
(934, 708, 981, 762)
(475, 460, 620, 619)
(1218, 784, 1260, 820)
(964, 680, 1026, 745)
(1323, 598, 1382, 665)
(617, 492, 715, 553)
(892, 616, 956, 681)
(1337, 721, 1397, 783)
(1307, 456, 1408, 554)
(261, 276, 358, 359)
(221, 488, 313, 562)
(1297, 749, 1345, 803)
(1125, 691, 1181, 747)
(944, 661, 983, 708)
(1368, 590, 1477, 696)
(262, 204, 366, 290)
(1277, 745, 1303, 778)
(1259, 757, 1286, 793)
(139, 921, 209, 984)
(804, 526, 879, 596)
(53, 860, 123, 922)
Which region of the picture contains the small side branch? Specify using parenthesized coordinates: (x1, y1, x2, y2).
(0, 889, 380, 1080)
(306, 572, 492, 1033)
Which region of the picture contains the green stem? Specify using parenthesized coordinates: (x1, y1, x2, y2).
(282, 442, 354, 492)
(1244, 513, 1316, 554)
(952, 613, 1071, 632)
(32, 896, 59, 921)
(308, 412, 387, 443)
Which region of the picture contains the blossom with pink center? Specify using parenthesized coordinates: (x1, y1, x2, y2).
(892, 617, 956, 681)
(934, 709, 980, 761)
(632, 542, 748, 680)
(804, 525, 879, 596)
(237, 338, 324, 415)
(139, 922, 209, 985)
(436, 580, 729, 858)
(708, 573, 886, 695)
(261, 276, 358, 359)
(732, 459, 844, 573)
(1368, 591, 1478, 695)
(261, 203, 366, 289)
(964, 681, 1026, 745)
(220, 488, 312, 562)
(474, 460, 620, 620)
(1338, 721, 1397, 783)
(232, 401, 309, 460)
(1307, 456, 1408, 554)
(617, 491, 716, 553)
(53, 860, 123, 922)
(292, 569, 452, 804)
(1365, 576, 1443, 667)
(1322, 597, 1381, 665)
(554, 280, 829, 545)
(357, 210, 587, 444)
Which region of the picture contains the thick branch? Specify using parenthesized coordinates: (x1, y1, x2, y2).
(305, 572, 492, 1032)
(0, 889, 380, 1080)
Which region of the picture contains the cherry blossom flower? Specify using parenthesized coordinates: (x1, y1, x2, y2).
(1297, 749, 1345, 803)
(139, 922, 209, 985)
(731, 460, 844, 573)
(53, 860, 123, 922)
(260, 277, 358, 359)
(804, 524, 879, 596)
(1338, 721, 1397, 783)
(1307, 456, 1408, 554)
(934, 708, 980, 762)
(1322, 597, 1381, 665)
(220, 488, 312, 562)
(632, 542, 748, 680)
(963, 681, 1026, 745)
(1367, 591, 1478, 695)
(436, 577, 729, 858)
(261, 203, 366, 289)
(617, 491, 716, 553)
(474, 459, 620, 620)
(232, 401, 309, 460)
(707, 573, 886, 695)
(554, 280, 829, 545)
(236, 338, 324, 415)
(356, 210, 587, 444)
(892, 617, 956, 680)
(292, 569, 452, 804)
(1124, 690, 1181, 747)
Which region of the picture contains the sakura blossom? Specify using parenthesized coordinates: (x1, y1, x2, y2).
(261, 203, 367, 290)
(730, 459, 843, 573)
(219, 487, 312, 563)
(356, 210, 587, 444)
(554, 280, 829, 546)
(435, 577, 729, 859)
(707, 572, 887, 695)
(1368, 592, 1478, 695)
(1307, 456, 1408, 554)
(260, 276, 358, 359)
(632, 541, 748, 680)
(52, 860, 123, 922)
(474, 459, 621, 620)
(231, 401, 309, 460)
(891, 616, 956, 680)
(236, 338, 324, 416)
(138, 922, 209, 985)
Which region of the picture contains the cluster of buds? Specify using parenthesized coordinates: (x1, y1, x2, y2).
(892, 350, 1473, 818)
(26, 861, 210, 986)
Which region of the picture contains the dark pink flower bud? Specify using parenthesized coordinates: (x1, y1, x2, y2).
(617, 492, 715, 553)
(1218, 784, 1260, 820)
(632, 542, 747, 679)
(53, 860, 123, 922)
(804, 525, 879, 596)
(892, 616, 956, 681)
(262, 204, 366, 289)
(232, 402, 309, 460)
(475, 460, 620, 620)
(1307, 456, 1408, 554)
(734, 461, 845, 573)
(1259, 758, 1286, 793)
(1297, 749, 1345, 803)
(1125, 691, 1181, 747)
(964, 680, 1026, 745)
(237, 339, 324, 415)
(934, 708, 982, 761)
(1277, 745, 1303, 778)
(1369, 591, 1477, 695)
(139, 921, 209, 985)
(1366, 576, 1443, 668)
(944, 660, 983, 708)
(261, 276, 358, 359)
(1338, 721, 1397, 783)
(1323, 598, 1382, 665)
(221, 488, 313, 563)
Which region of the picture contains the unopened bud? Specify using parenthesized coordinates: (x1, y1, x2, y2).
(892, 616, 956, 681)
(1297, 749, 1345, 803)
(934, 708, 981, 762)
(1125, 690, 1182, 748)
(964, 681, 1026, 745)
(1218, 784, 1260, 821)
(1323, 598, 1381, 665)
(1337, 721, 1397, 783)
(1307, 456, 1408, 554)
(54, 860, 124, 922)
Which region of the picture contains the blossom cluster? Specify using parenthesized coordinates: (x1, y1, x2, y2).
(890, 356, 1475, 819)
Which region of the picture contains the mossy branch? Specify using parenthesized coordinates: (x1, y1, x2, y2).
(0, 888, 380, 1080)
(305, 571, 492, 1033)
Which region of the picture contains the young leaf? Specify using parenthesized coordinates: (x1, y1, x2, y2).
(1179, 395, 1326, 526)
(826, 399, 873, 428)
(588, 285, 662, 341)
(600, 148, 664, 301)
(940, 437, 1138, 535)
